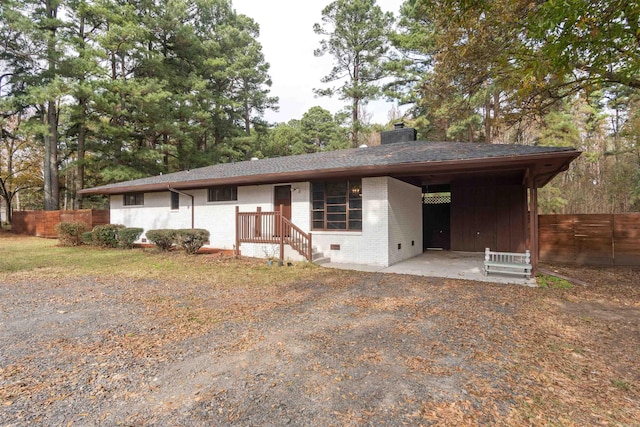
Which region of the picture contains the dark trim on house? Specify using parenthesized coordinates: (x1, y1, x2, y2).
(80, 150, 579, 195)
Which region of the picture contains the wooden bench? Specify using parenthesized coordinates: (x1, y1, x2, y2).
(483, 248, 532, 279)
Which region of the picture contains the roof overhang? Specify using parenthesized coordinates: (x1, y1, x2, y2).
(79, 150, 580, 195)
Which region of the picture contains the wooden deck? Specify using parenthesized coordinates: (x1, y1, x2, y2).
(235, 206, 312, 261)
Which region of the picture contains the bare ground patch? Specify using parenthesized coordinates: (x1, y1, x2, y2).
(1, 258, 639, 426)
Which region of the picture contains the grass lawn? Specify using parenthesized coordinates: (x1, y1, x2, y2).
(1, 234, 639, 426)
(0, 233, 319, 286)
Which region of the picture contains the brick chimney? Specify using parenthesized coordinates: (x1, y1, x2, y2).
(380, 123, 417, 145)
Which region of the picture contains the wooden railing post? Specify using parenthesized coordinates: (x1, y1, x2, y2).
(236, 208, 312, 262)
(256, 206, 262, 238)
(279, 204, 284, 262)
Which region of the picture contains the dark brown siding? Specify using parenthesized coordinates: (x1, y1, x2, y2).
(496, 186, 527, 253)
(451, 181, 526, 252)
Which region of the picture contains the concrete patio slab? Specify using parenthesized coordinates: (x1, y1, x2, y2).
(322, 250, 537, 287)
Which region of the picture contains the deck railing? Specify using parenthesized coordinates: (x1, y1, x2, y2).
(235, 206, 312, 261)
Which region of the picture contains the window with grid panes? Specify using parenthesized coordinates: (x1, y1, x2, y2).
(123, 193, 144, 206)
(207, 186, 237, 202)
(311, 179, 362, 231)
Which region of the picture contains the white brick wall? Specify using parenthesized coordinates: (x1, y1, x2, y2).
(312, 177, 390, 266)
(109, 177, 424, 266)
(195, 188, 236, 249)
(111, 192, 192, 234)
(387, 177, 423, 265)
(291, 182, 311, 232)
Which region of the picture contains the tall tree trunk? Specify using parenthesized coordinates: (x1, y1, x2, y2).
(484, 95, 491, 143)
(4, 139, 14, 223)
(352, 96, 359, 147)
(44, 100, 59, 210)
(74, 13, 87, 209)
(43, 0, 59, 211)
(111, 53, 125, 165)
(351, 61, 359, 148)
(243, 100, 251, 135)
(0, 177, 12, 224)
(493, 90, 500, 143)
(243, 79, 251, 135)
(75, 99, 86, 209)
(198, 133, 207, 151)
(6, 194, 12, 224)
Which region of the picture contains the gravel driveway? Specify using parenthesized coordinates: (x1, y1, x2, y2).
(1, 261, 639, 426)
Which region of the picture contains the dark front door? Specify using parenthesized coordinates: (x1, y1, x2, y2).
(274, 185, 291, 236)
(423, 202, 451, 250)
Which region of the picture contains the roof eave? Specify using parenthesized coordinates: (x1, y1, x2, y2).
(534, 150, 581, 187)
(78, 149, 581, 195)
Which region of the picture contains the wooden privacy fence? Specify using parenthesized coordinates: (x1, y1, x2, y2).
(12, 210, 110, 238)
(539, 214, 640, 266)
(236, 206, 313, 261)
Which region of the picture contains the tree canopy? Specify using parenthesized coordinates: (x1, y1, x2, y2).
(0, 0, 639, 218)
(385, 0, 640, 212)
(313, 0, 394, 147)
(0, 0, 277, 213)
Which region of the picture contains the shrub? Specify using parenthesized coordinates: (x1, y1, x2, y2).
(56, 222, 89, 247)
(146, 229, 177, 252)
(117, 227, 144, 249)
(81, 231, 94, 245)
(174, 229, 210, 254)
(92, 224, 125, 248)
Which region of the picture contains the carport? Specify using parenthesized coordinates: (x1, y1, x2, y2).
(381, 144, 579, 275)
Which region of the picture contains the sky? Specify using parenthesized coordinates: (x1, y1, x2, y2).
(232, 0, 404, 125)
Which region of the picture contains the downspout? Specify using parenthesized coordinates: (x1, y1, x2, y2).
(168, 187, 194, 229)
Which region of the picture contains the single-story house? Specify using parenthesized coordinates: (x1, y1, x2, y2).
(79, 126, 580, 272)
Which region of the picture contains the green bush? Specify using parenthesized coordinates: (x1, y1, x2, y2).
(118, 227, 144, 249)
(81, 231, 94, 245)
(56, 222, 89, 247)
(146, 229, 177, 252)
(174, 229, 210, 254)
(92, 224, 125, 248)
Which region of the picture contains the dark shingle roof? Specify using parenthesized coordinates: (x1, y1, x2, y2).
(80, 141, 579, 194)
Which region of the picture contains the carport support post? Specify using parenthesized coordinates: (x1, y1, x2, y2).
(527, 172, 539, 275)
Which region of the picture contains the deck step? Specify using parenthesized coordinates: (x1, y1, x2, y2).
(313, 256, 331, 265)
(312, 250, 330, 264)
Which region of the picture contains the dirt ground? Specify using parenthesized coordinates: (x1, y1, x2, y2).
(1, 258, 639, 426)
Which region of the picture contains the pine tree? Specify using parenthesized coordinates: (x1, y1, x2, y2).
(314, 0, 393, 147)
